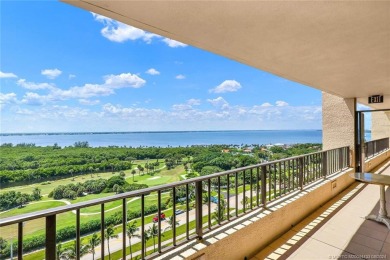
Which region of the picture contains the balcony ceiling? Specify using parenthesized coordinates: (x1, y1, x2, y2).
(63, 0, 390, 109)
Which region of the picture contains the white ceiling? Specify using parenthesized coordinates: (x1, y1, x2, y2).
(63, 0, 390, 109)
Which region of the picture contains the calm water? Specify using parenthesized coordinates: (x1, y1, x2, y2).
(0, 130, 323, 147)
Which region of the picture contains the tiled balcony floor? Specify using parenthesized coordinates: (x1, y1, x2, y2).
(252, 158, 390, 260)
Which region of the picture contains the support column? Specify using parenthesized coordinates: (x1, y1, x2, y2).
(322, 92, 356, 166)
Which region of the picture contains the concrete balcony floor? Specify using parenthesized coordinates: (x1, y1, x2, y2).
(252, 158, 390, 260)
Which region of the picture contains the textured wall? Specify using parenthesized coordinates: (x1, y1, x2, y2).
(372, 111, 390, 140)
(322, 92, 356, 158)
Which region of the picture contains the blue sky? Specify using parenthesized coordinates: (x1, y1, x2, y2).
(0, 1, 323, 133)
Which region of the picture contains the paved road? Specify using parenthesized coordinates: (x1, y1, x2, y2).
(81, 190, 254, 260)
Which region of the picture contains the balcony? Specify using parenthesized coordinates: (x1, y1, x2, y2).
(0, 141, 388, 260)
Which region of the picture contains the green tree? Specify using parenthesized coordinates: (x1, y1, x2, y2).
(131, 169, 136, 182)
(88, 233, 101, 260)
(32, 187, 41, 200)
(105, 225, 118, 260)
(148, 223, 159, 252)
(212, 199, 227, 223)
(56, 243, 66, 260)
(126, 221, 140, 259)
(165, 215, 180, 232)
(0, 237, 8, 258)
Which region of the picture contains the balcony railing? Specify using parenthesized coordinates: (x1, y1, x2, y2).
(0, 146, 350, 260)
(365, 137, 389, 159)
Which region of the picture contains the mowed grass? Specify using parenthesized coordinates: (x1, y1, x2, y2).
(0, 191, 170, 241)
(0, 160, 165, 196)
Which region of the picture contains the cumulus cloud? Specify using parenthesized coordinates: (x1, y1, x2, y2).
(187, 99, 201, 106)
(17, 79, 55, 90)
(21, 92, 50, 106)
(210, 80, 242, 93)
(276, 100, 289, 107)
(175, 74, 185, 80)
(145, 68, 160, 75)
(162, 38, 187, 48)
(103, 73, 145, 88)
(41, 69, 62, 79)
(92, 13, 156, 43)
(92, 13, 187, 48)
(207, 97, 229, 109)
(0, 93, 18, 108)
(261, 102, 273, 107)
(0, 71, 17, 78)
(79, 99, 100, 106)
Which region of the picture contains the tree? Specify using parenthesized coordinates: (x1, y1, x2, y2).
(119, 171, 126, 178)
(0, 237, 7, 257)
(165, 215, 180, 232)
(62, 241, 90, 260)
(105, 225, 118, 260)
(88, 233, 101, 260)
(69, 169, 74, 180)
(32, 187, 41, 200)
(126, 221, 140, 259)
(212, 199, 227, 223)
(148, 223, 159, 252)
(131, 169, 136, 182)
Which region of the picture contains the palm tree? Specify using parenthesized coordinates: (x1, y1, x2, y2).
(56, 243, 66, 260)
(88, 233, 101, 260)
(143, 229, 151, 256)
(164, 215, 180, 232)
(131, 169, 136, 182)
(126, 221, 140, 259)
(148, 223, 159, 252)
(105, 225, 118, 260)
(62, 241, 90, 260)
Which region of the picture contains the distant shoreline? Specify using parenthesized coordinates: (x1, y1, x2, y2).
(0, 129, 323, 136)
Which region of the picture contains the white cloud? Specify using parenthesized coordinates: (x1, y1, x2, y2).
(207, 97, 229, 109)
(51, 84, 114, 99)
(172, 99, 201, 111)
(79, 99, 100, 106)
(92, 13, 157, 43)
(103, 73, 146, 88)
(0, 93, 18, 108)
(162, 38, 187, 48)
(175, 74, 186, 80)
(187, 99, 201, 106)
(17, 79, 55, 90)
(210, 80, 242, 93)
(145, 68, 160, 75)
(276, 100, 289, 107)
(261, 102, 273, 107)
(41, 69, 62, 79)
(69, 74, 76, 79)
(0, 71, 17, 78)
(92, 13, 187, 48)
(21, 92, 50, 106)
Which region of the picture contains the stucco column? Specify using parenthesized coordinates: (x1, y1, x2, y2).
(322, 92, 356, 165)
(372, 111, 390, 140)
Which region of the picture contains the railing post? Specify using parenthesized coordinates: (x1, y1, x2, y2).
(45, 215, 56, 260)
(261, 165, 267, 207)
(18, 222, 23, 260)
(195, 181, 203, 240)
(322, 151, 328, 179)
(299, 157, 304, 189)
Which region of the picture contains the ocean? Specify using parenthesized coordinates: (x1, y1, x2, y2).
(0, 130, 323, 147)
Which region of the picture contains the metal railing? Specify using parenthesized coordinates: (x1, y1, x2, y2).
(0, 146, 350, 260)
(365, 137, 389, 159)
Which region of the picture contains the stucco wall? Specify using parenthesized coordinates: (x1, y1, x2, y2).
(372, 111, 390, 140)
(322, 92, 356, 151)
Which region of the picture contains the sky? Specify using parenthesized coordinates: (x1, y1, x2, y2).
(0, 1, 324, 133)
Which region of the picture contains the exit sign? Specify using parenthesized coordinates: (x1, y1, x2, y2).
(368, 95, 383, 104)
